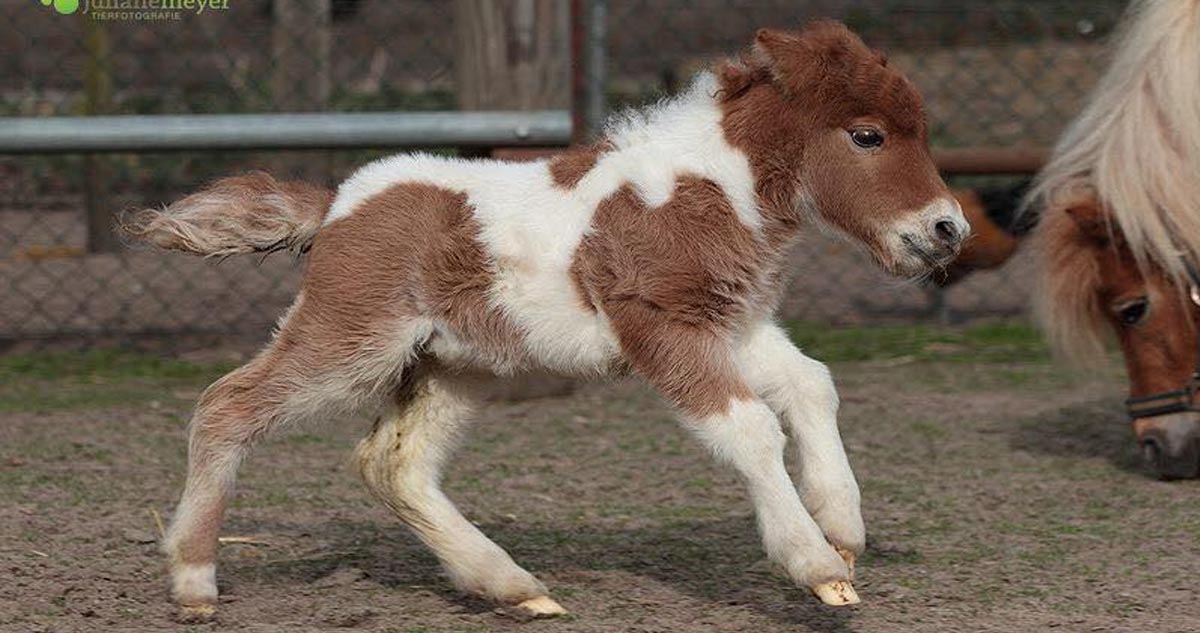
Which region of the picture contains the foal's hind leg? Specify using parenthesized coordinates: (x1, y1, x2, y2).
(163, 318, 420, 620)
(355, 372, 564, 617)
(736, 322, 865, 571)
(163, 354, 287, 620)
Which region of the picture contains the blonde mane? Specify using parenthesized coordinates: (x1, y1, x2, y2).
(1031, 207, 1107, 362)
(1032, 0, 1200, 361)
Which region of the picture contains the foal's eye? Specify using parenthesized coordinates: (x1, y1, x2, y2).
(849, 127, 884, 149)
(1115, 297, 1149, 325)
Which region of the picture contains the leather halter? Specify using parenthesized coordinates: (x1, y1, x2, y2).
(1124, 260, 1200, 419)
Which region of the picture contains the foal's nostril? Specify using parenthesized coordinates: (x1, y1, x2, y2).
(934, 219, 960, 248)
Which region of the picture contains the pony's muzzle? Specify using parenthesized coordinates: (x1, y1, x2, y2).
(1135, 413, 1200, 479)
(899, 198, 971, 264)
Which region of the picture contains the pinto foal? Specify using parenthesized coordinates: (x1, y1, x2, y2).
(130, 21, 967, 620)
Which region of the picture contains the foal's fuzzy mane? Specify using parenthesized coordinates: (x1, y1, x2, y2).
(601, 71, 722, 145)
(717, 20, 925, 135)
(1031, 0, 1200, 361)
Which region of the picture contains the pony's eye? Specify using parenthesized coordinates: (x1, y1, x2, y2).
(1115, 298, 1149, 325)
(849, 127, 884, 149)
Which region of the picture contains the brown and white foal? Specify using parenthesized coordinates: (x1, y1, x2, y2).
(129, 21, 966, 620)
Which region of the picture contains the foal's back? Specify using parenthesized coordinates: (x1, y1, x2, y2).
(306, 73, 769, 378)
(304, 152, 624, 376)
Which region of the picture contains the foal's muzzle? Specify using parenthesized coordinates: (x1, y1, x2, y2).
(900, 199, 971, 261)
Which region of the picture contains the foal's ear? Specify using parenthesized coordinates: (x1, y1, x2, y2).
(753, 21, 877, 92)
(754, 28, 803, 61)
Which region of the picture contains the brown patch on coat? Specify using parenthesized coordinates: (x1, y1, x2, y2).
(716, 20, 944, 255)
(548, 142, 611, 189)
(571, 177, 769, 417)
(305, 183, 527, 369)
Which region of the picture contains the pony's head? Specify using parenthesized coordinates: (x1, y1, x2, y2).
(719, 20, 967, 278)
(1035, 198, 1200, 478)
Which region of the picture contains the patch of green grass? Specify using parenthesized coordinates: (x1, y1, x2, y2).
(0, 349, 229, 382)
(784, 320, 1051, 364)
(0, 349, 234, 413)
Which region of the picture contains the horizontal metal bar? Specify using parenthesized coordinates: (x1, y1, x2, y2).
(0, 111, 573, 154)
(0, 113, 1051, 176)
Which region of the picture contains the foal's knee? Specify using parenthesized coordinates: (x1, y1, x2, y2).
(355, 417, 401, 487)
(765, 349, 839, 418)
(797, 356, 839, 414)
(354, 413, 429, 520)
(688, 399, 786, 468)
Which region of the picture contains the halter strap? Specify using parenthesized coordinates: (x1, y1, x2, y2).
(1124, 257, 1200, 419)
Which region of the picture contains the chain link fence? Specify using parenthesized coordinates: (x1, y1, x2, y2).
(0, 0, 1129, 349)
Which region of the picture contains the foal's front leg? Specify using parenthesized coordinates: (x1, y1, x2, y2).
(684, 395, 858, 604)
(607, 307, 856, 605)
(735, 322, 865, 570)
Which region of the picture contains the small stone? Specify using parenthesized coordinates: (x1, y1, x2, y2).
(313, 567, 368, 588)
(122, 528, 158, 544)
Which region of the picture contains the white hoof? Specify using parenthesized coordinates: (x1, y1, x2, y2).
(171, 563, 217, 605)
(174, 603, 217, 623)
(515, 596, 568, 617)
(812, 580, 860, 606)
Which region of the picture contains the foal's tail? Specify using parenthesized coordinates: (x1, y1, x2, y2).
(122, 172, 333, 257)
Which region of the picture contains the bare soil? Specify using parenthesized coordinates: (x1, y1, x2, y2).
(2, 349, 1199, 632)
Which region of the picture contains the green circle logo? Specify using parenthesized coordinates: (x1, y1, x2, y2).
(41, 0, 80, 14)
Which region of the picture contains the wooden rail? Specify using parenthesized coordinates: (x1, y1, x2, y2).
(933, 147, 1049, 175)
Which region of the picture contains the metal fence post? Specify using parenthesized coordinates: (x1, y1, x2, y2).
(572, 0, 606, 142)
(83, 16, 116, 253)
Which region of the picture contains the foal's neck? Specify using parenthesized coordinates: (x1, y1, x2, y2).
(600, 72, 803, 254)
(603, 72, 731, 158)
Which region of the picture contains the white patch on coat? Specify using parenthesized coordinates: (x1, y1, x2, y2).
(594, 71, 761, 230)
(735, 320, 864, 552)
(322, 72, 761, 375)
(684, 397, 849, 587)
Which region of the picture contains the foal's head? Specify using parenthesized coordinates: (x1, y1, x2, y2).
(719, 20, 967, 277)
(1037, 199, 1200, 478)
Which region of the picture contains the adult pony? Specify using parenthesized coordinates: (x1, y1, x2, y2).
(128, 21, 966, 620)
(1031, 0, 1200, 478)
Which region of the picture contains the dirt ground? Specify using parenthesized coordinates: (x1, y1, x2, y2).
(2, 325, 1199, 633)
